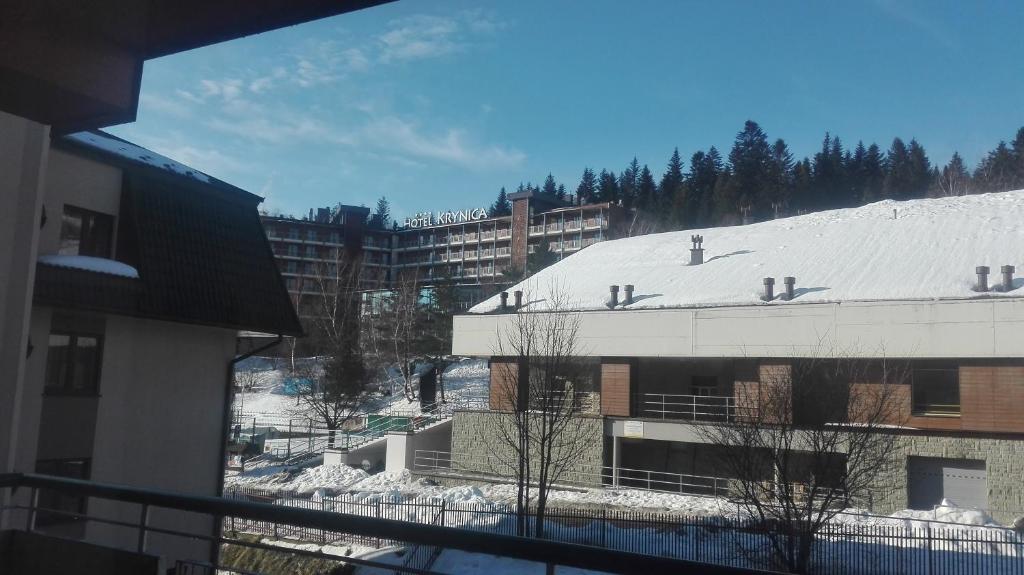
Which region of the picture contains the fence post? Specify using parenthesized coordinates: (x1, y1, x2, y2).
(307, 419, 313, 453)
(926, 525, 933, 575)
(375, 500, 382, 548)
(601, 509, 607, 548)
(693, 518, 700, 562)
(441, 500, 447, 528)
(287, 419, 292, 459)
(321, 498, 327, 544)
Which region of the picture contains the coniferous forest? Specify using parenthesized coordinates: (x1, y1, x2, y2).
(489, 121, 1024, 233)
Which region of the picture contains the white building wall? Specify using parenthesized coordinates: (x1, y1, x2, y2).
(453, 298, 1024, 359)
(85, 316, 235, 565)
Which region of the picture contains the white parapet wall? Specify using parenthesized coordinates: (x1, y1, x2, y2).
(454, 298, 1024, 359)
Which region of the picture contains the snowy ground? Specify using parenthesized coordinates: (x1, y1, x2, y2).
(232, 356, 489, 419)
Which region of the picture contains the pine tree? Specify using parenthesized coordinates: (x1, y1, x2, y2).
(882, 137, 911, 199)
(597, 169, 620, 203)
(556, 184, 567, 201)
(370, 196, 391, 229)
(575, 168, 597, 204)
(812, 133, 847, 209)
(619, 157, 641, 208)
(636, 165, 658, 210)
(790, 158, 813, 213)
(542, 173, 559, 197)
(659, 148, 686, 225)
(862, 144, 885, 203)
(906, 139, 933, 199)
(974, 141, 1016, 193)
(489, 187, 512, 217)
(726, 121, 774, 220)
(934, 152, 971, 196)
(767, 139, 794, 217)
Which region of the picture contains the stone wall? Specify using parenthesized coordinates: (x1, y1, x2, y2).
(869, 434, 1024, 524)
(450, 410, 605, 487)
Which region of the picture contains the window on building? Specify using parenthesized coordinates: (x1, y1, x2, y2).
(285, 261, 297, 274)
(307, 229, 317, 241)
(912, 368, 960, 416)
(691, 376, 717, 396)
(288, 228, 299, 239)
(306, 245, 317, 257)
(286, 278, 296, 290)
(329, 231, 341, 244)
(59, 205, 114, 257)
(35, 458, 90, 526)
(44, 327, 103, 396)
(287, 245, 298, 257)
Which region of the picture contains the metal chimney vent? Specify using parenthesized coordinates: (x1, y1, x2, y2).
(623, 284, 634, 305)
(782, 277, 796, 301)
(975, 266, 990, 292)
(500, 291, 509, 312)
(609, 285, 619, 308)
(689, 235, 704, 266)
(762, 277, 775, 302)
(514, 290, 523, 309)
(1001, 265, 1015, 292)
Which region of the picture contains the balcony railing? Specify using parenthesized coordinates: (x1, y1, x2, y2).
(495, 247, 512, 257)
(528, 225, 544, 235)
(641, 394, 741, 422)
(0, 473, 712, 575)
(480, 231, 495, 240)
(496, 229, 512, 239)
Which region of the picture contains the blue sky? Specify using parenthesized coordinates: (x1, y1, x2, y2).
(110, 0, 1024, 220)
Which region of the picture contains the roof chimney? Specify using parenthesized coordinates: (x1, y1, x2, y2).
(782, 277, 796, 301)
(500, 291, 509, 312)
(1001, 265, 1015, 292)
(623, 284, 634, 305)
(975, 266, 990, 292)
(514, 290, 523, 309)
(689, 235, 704, 266)
(609, 285, 619, 308)
(762, 277, 775, 302)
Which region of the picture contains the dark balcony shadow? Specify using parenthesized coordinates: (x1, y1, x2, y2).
(705, 250, 753, 263)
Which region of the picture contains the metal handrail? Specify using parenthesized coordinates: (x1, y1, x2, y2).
(0, 473, 765, 575)
(641, 393, 745, 422)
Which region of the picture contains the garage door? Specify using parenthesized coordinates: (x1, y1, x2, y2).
(907, 457, 987, 510)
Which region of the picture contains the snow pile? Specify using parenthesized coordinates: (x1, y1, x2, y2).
(225, 463, 368, 495)
(38, 255, 139, 278)
(472, 191, 1024, 313)
(64, 131, 213, 184)
(435, 485, 490, 505)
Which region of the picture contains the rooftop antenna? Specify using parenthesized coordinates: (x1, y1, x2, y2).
(893, 208, 897, 220)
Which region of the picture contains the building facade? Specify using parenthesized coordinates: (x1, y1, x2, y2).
(450, 193, 1024, 523)
(1, 128, 301, 569)
(263, 191, 628, 316)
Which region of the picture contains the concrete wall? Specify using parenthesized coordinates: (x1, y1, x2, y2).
(16, 307, 236, 568)
(872, 434, 1024, 524)
(450, 410, 604, 487)
(454, 298, 1024, 359)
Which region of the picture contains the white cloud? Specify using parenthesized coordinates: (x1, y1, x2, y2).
(362, 116, 524, 170)
(378, 15, 461, 63)
(140, 92, 192, 118)
(199, 78, 244, 101)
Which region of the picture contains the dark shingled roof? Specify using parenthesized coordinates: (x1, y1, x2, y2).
(36, 131, 303, 337)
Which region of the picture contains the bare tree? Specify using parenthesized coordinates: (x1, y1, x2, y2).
(698, 354, 909, 574)
(292, 248, 371, 447)
(486, 284, 595, 537)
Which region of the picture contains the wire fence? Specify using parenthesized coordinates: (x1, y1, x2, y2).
(225, 486, 1024, 574)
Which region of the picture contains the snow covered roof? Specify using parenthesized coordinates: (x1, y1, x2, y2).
(38, 255, 139, 278)
(471, 191, 1024, 314)
(58, 130, 255, 200)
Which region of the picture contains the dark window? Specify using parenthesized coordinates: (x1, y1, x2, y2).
(287, 245, 298, 257)
(44, 332, 103, 395)
(34, 458, 90, 526)
(288, 228, 299, 239)
(306, 245, 316, 257)
(307, 229, 317, 241)
(912, 368, 960, 416)
(691, 376, 717, 396)
(59, 205, 114, 257)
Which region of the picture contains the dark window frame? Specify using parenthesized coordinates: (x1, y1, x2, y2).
(59, 205, 114, 258)
(34, 458, 91, 527)
(43, 330, 104, 396)
(911, 368, 960, 416)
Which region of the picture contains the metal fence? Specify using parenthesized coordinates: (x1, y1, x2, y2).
(226, 486, 1024, 575)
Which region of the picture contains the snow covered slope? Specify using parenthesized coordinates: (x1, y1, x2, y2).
(471, 191, 1024, 313)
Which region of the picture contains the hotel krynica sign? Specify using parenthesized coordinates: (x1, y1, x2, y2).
(404, 208, 489, 229)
